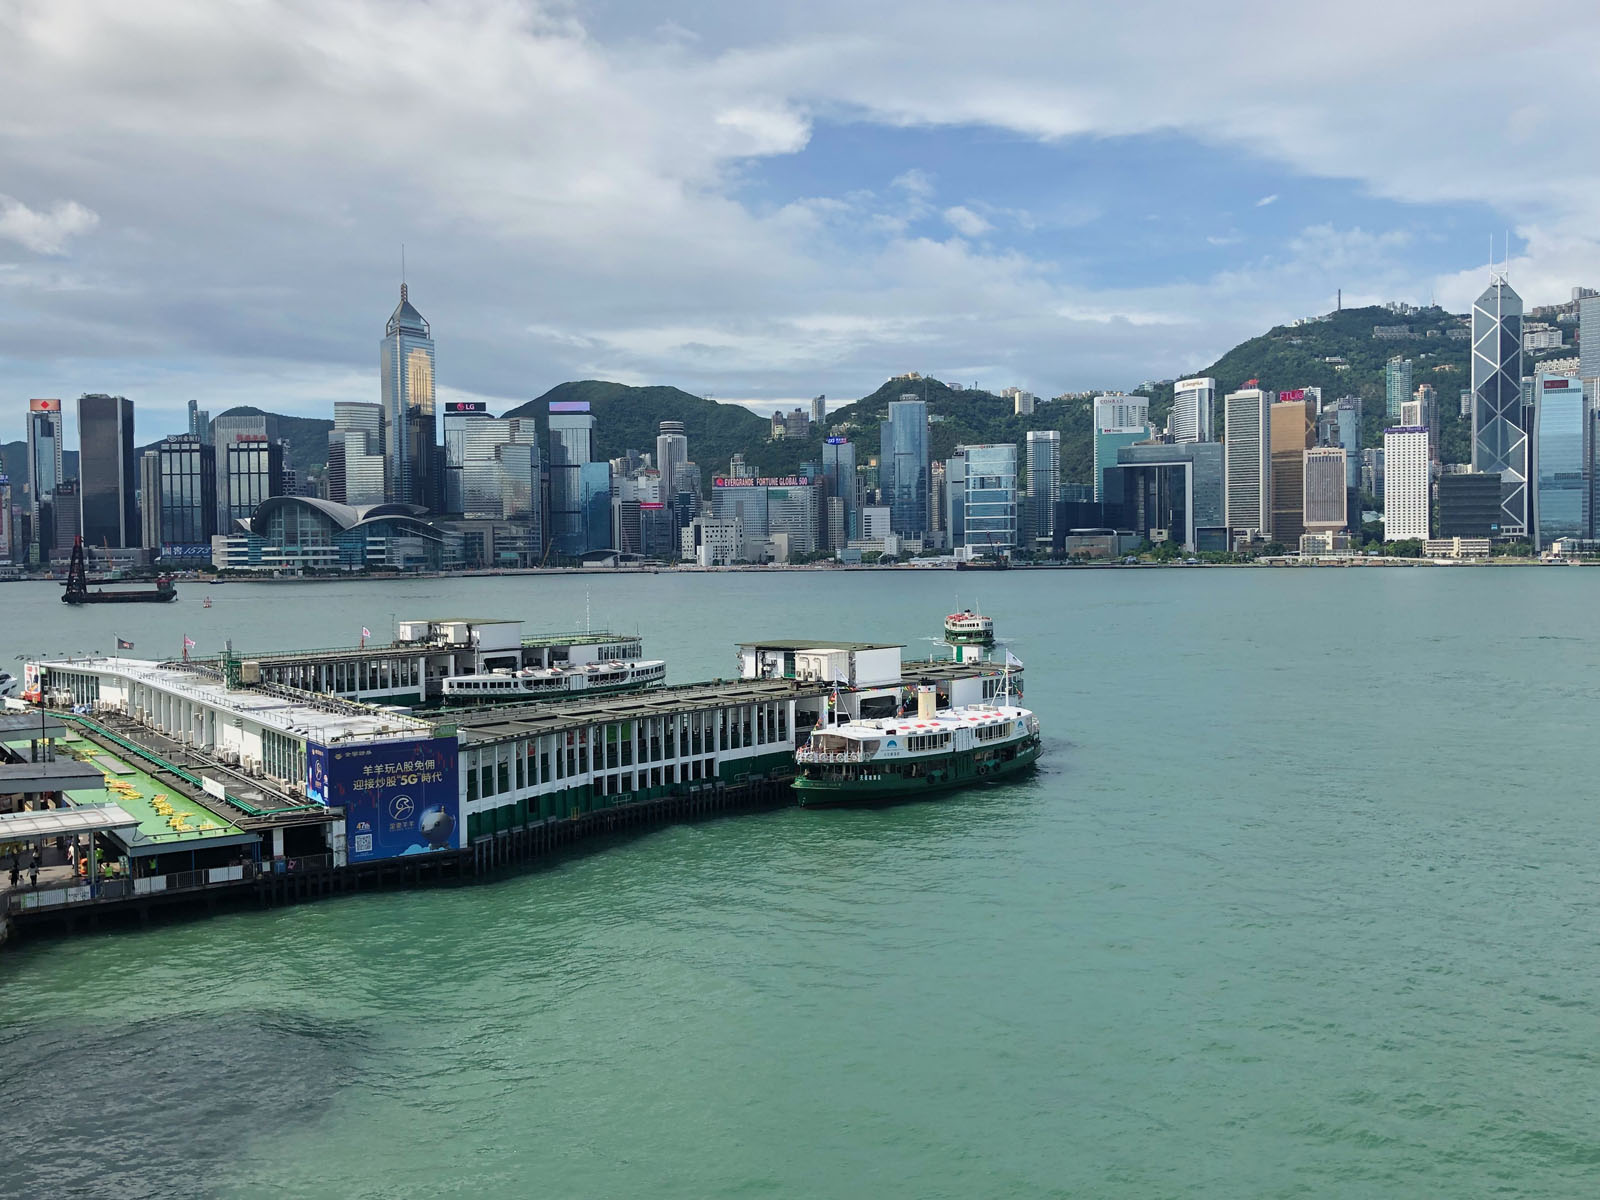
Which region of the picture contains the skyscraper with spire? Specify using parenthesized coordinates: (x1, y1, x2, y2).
(1470, 274, 1525, 537)
(381, 282, 438, 509)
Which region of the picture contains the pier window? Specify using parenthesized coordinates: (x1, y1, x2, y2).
(481, 761, 495, 798)
(467, 765, 478, 802)
(666, 719, 677, 758)
(720, 711, 729, 751)
(742, 706, 752, 747)
(497, 758, 510, 795)
(620, 723, 633, 767)
(516, 749, 525, 790)
(649, 720, 661, 762)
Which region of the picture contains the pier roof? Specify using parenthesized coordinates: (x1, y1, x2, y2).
(454, 679, 823, 744)
(735, 639, 903, 652)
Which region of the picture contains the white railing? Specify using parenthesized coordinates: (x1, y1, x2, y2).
(795, 749, 868, 764)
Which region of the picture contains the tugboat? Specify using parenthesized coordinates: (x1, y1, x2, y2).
(793, 682, 1040, 806)
(61, 538, 178, 605)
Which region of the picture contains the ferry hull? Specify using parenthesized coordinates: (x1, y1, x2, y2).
(794, 737, 1040, 807)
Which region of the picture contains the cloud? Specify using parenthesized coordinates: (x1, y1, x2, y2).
(0, 195, 100, 254)
(942, 205, 992, 237)
(1255, 194, 1279, 207)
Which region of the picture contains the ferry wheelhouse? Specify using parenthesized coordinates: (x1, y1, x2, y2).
(441, 658, 666, 703)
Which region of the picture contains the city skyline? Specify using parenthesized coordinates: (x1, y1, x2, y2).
(4, 4, 1600, 440)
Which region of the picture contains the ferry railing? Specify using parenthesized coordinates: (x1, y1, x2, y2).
(795, 749, 868, 764)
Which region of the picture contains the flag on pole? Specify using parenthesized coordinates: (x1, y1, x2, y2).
(116, 637, 134, 650)
(184, 636, 196, 648)
(362, 627, 371, 639)
(1005, 650, 1023, 668)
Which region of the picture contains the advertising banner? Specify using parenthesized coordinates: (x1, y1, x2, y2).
(160, 543, 214, 560)
(307, 736, 460, 862)
(29, 398, 61, 412)
(1277, 388, 1306, 404)
(548, 400, 591, 413)
(444, 400, 488, 413)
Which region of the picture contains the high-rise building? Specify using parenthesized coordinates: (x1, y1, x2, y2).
(1092, 394, 1151, 501)
(821, 436, 858, 547)
(1171, 377, 1216, 443)
(1400, 398, 1424, 427)
(1223, 387, 1273, 538)
(1471, 276, 1527, 536)
(1385, 357, 1413, 420)
(185, 398, 211, 441)
(224, 437, 283, 528)
(579, 461, 612, 553)
(1415, 384, 1439, 462)
(1383, 427, 1430, 540)
(810, 395, 827, 425)
(380, 283, 438, 509)
(328, 400, 386, 506)
(212, 412, 280, 529)
(52, 480, 81, 554)
(1530, 374, 1587, 549)
(0, 474, 12, 564)
(1437, 471, 1504, 538)
(953, 444, 1018, 554)
(1024, 429, 1061, 546)
(455, 416, 538, 522)
(549, 401, 596, 556)
(25, 398, 64, 563)
(879, 396, 930, 535)
(943, 452, 966, 548)
(655, 420, 689, 515)
(1579, 295, 1600, 381)
(1269, 392, 1316, 544)
(148, 434, 218, 549)
(77, 393, 139, 548)
(139, 451, 160, 551)
(1104, 441, 1226, 551)
(1303, 447, 1349, 533)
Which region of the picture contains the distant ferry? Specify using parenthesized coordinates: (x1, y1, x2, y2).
(441, 658, 666, 703)
(943, 609, 995, 646)
(793, 686, 1039, 806)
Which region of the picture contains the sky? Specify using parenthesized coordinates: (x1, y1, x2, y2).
(3, 0, 1599, 444)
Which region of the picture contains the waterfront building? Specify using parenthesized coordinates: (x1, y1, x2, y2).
(213, 412, 279, 530)
(380, 283, 438, 509)
(1318, 395, 1362, 492)
(1270, 391, 1316, 545)
(1223, 387, 1273, 538)
(1471, 276, 1527, 536)
(150, 434, 218, 552)
(580, 462, 613, 553)
(452, 413, 538, 522)
(223, 438, 283, 531)
(1361, 448, 1385, 503)
(943, 453, 966, 548)
(328, 401, 385, 507)
(1024, 429, 1061, 547)
(441, 399, 489, 513)
(681, 516, 743, 565)
(1437, 471, 1503, 538)
(77, 393, 139, 548)
(821, 437, 857, 547)
(548, 401, 596, 556)
(25, 398, 64, 563)
(952, 444, 1018, 554)
(1530, 373, 1588, 549)
(1106, 440, 1225, 551)
(51, 480, 82, 554)
(1170, 377, 1216, 443)
(1092, 394, 1151, 501)
(1383, 427, 1430, 540)
(212, 496, 459, 573)
(139, 450, 160, 551)
(766, 479, 821, 555)
(1303, 447, 1348, 533)
(0, 474, 11, 562)
(1385, 357, 1413, 420)
(879, 397, 930, 535)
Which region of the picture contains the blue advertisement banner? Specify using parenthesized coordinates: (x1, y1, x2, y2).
(307, 736, 460, 863)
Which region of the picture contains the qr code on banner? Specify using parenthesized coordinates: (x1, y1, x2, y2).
(354, 834, 373, 854)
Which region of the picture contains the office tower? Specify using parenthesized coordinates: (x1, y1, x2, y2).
(25, 398, 64, 562)
(1580, 295, 1600, 381)
(224, 438, 282, 527)
(1303, 447, 1349, 533)
(0, 474, 11, 563)
(1437, 472, 1504, 537)
(1223, 387, 1273, 538)
(1092, 394, 1151, 501)
(139, 451, 160, 551)
(148, 434, 218, 548)
(1171, 377, 1216, 443)
(656, 420, 689, 508)
(879, 396, 930, 535)
(1415, 384, 1439, 462)
(1471, 276, 1526, 536)
(454, 417, 538, 521)
(766, 478, 821, 555)
(1385, 357, 1413, 420)
(441, 400, 489, 513)
(548, 401, 596, 555)
(380, 282, 438, 509)
(186, 398, 211, 440)
(943, 452, 966, 547)
(212, 412, 279, 528)
(1269, 391, 1316, 544)
(811, 395, 827, 425)
(954, 444, 1019, 553)
(1024, 429, 1062, 545)
(1530, 374, 1587, 549)
(1383, 426, 1429, 540)
(52, 480, 81, 553)
(328, 401, 384, 506)
(77, 393, 139, 548)
(821, 436, 858, 546)
(1104, 441, 1226, 551)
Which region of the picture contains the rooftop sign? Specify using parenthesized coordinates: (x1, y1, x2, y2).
(29, 398, 60, 413)
(445, 400, 488, 413)
(714, 475, 813, 488)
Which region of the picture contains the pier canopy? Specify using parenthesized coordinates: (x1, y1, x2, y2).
(0, 759, 107, 794)
(0, 802, 140, 841)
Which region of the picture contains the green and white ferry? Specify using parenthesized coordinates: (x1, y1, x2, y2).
(793, 685, 1040, 806)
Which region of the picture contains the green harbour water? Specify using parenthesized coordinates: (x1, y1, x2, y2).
(3, 567, 1599, 1198)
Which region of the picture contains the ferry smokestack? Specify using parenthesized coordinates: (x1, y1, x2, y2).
(917, 685, 936, 720)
